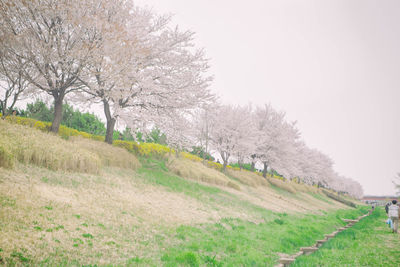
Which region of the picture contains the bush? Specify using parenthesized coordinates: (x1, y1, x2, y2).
(24, 100, 106, 135)
(229, 162, 253, 171)
(137, 142, 173, 158)
(5, 115, 104, 141)
(181, 152, 203, 162)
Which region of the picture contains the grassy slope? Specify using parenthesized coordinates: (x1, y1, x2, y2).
(292, 207, 400, 267)
(158, 207, 369, 266)
(0, 161, 368, 266)
(0, 121, 369, 266)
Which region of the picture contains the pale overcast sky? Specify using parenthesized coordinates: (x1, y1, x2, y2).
(136, 0, 400, 196)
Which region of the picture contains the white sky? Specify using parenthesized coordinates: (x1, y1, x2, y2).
(136, 0, 400, 196)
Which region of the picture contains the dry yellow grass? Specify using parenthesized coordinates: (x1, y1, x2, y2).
(227, 169, 270, 187)
(0, 120, 140, 173)
(290, 181, 320, 193)
(69, 137, 140, 170)
(0, 119, 356, 265)
(0, 164, 259, 265)
(267, 178, 297, 194)
(0, 120, 101, 173)
(0, 164, 351, 265)
(167, 156, 241, 190)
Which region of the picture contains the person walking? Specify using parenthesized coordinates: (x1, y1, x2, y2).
(385, 202, 390, 214)
(388, 200, 400, 233)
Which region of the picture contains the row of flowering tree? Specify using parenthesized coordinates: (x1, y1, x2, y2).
(157, 103, 363, 199)
(0, 0, 362, 198)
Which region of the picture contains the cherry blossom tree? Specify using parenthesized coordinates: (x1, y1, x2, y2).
(0, 47, 30, 117)
(0, 0, 105, 132)
(210, 105, 254, 171)
(193, 102, 219, 161)
(157, 111, 195, 157)
(252, 104, 287, 178)
(78, 4, 213, 144)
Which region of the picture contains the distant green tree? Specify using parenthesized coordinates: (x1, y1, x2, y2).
(25, 100, 53, 122)
(60, 104, 106, 135)
(145, 128, 167, 145)
(230, 162, 252, 171)
(190, 146, 215, 161)
(122, 127, 135, 141)
(135, 131, 144, 143)
(113, 130, 123, 140)
(23, 100, 106, 135)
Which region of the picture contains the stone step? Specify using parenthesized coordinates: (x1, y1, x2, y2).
(343, 219, 358, 223)
(300, 247, 318, 255)
(294, 251, 304, 257)
(315, 239, 327, 247)
(279, 258, 295, 267)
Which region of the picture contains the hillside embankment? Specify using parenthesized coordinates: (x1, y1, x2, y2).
(0, 119, 364, 266)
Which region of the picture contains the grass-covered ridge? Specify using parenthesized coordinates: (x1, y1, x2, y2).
(0, 118, 367, 266)
(0, 160, 368, 266)
(3, 114, 353, 202)
(0, 120, 140, 172)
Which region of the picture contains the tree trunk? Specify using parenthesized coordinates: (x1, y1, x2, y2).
(263, 162, 268, 178)
(0, 101, 6, 118)
(175, 149, 180, 158)
(50, 96, 64, 133)
(103, 99, 116, 144)
(203, 139, 208, 163)
(105, 118, 116, 144)
(251, 161, 255, 172)
(221, 151, 229, 172)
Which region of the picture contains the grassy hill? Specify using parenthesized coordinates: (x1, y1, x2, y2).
(0, 119, 366, 266)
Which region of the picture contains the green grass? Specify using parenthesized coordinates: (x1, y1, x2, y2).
(309, 192, 333, 204)
(155, 206, 369, 266)
(138, 157, 222, 198)
(0, 153, 373, 266)
(291, 207, 400, 266)
(0, 195, 16, 207)
(137, 157, 277, 219)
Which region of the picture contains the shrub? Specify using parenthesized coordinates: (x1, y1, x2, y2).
(5, 115, 104, 141)
(137, 142, 173, 158)
(113, 140, 138, 154)
(181, 152, 203, 162)
(206, 161, 224, 171)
